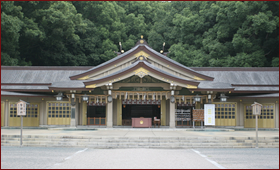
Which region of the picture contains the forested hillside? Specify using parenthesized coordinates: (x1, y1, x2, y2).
(1, 1, 279, 67)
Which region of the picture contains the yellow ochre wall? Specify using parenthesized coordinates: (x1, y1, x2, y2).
(9, 102, 39, 127)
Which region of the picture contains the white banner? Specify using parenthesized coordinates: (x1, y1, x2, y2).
(204, 104, 215, 125)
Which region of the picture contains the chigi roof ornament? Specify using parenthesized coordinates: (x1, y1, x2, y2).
(119, 42, 124, 53)
(160, 42, 165, 54)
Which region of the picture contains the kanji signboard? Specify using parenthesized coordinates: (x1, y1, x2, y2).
(17, 100, 27, 116)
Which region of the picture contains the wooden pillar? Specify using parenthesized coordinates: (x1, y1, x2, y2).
(169, 99, 176, 128)
(106, 97, 113, 128)
(82, 102, 87, 125)
(70, 104, 76, 127)
(161, 98, 166, 126)
(116, 99, 122, 126)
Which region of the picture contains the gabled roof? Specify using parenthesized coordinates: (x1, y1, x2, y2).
(143, 45, 214, 81)
(69, 45, 141, 80)
(83, 60, 200, 88)
(70, 39, 213, 81)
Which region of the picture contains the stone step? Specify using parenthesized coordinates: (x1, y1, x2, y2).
(1, 137, 278, 143)
(2, 140, 278, 146)
(2, 135, 278, 140)
(1, 142, 279, 148)
(2, 135, 278, 148)
(1, 138, 279, 144)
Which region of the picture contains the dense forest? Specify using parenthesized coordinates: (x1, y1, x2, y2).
(1, 1, 279, 67)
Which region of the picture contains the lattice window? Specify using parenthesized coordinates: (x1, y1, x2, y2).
(47, 102, 71, 118)
(10, 104, 18, 117)
(214, 103, 236, 119)
(10, 103, 38, 117)
(245, 104, 274, 119)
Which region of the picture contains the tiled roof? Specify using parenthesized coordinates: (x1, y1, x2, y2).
(83, 60, 199, 86)
(1, 70, 84, 84)
(1, 66, 279, 91)
(69, 45, 140, 78)
(144, 45, 213, 80)
(1, 85, 49, 90)
(1, 91, 53, 97)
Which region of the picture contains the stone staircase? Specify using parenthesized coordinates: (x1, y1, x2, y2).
(1, 135, 279, 148)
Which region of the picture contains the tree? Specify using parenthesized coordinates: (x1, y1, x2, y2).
(16, 1, 87, 66)
(167, 1, 279, 67)
(1, 1, 29, 65)
(1, 1, 278, 67)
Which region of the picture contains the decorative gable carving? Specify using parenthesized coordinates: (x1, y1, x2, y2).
(134, 51, 149, 59)
(134, 67, 149, 78)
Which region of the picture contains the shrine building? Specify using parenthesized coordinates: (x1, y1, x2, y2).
(1, 37, 279, 129)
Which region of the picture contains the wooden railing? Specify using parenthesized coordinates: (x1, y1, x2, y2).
(87, 117, 106, 125)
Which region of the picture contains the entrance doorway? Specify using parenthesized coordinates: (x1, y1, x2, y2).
(87, 106, 106, 125)
(122, 105, 160, 126)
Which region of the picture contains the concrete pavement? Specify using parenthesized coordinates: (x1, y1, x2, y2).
(1, 128, 279, 139)
(1, 147, 279, 169)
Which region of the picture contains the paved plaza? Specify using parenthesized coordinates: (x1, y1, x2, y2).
(1, 128, 279, 168)
(1, 146, 279, 169)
